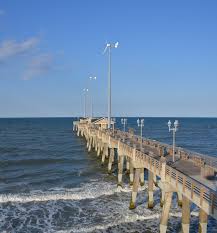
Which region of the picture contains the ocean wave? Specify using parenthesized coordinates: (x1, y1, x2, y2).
(0, 181, 119, 203)
(56, 212, 199, 233)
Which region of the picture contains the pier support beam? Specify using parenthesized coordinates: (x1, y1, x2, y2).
(101, 144, 108, 165)
(117, 155, 124, 187)
(177, 191, 182, 207)
(182, 196, 190, 233)
(129, 168, 140, 209)
(94, 138, 98, 152)
(160, 191, 173, 233)
(86, 137, 89, 149)
(140, 168, 145, 186)
(199, 209, 208, 233)
(108, 148, 114, 174)
(129, 161, 134, 186)
(88, 137, 92, 152)
(148, 170, 154, 208)
(126, 157, 130, 175)
(160, 190, 165, 207)
(97, 141, 102, 157)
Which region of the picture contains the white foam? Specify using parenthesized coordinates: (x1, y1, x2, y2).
(0, 180, 150, 204)
(0, 182, 117, 204)
(56, 213, 161, 233)
(56, 211, 200, 233)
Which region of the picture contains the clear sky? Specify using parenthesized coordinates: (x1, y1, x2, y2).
(0, 0, 216, 117)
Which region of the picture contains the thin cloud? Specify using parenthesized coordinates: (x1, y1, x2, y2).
(0, 37, 39, 61)
(23, 54, 53, 80)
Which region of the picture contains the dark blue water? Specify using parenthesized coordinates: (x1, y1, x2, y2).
(0, 117, 216, 233)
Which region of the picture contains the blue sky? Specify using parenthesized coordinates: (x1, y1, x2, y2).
(0, 0, 216, 117)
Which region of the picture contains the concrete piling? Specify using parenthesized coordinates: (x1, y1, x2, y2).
(129, 161, 134, 186)
(148, 170, 154, 208)
(160, 192, 173, 233)
(129, 168, 140, 209)
(199, 209, 208, 233)
(126, 157, 130, 175)
(177, 191, 183, 207)
(182, 195, 190, 233)
(118, 155, 124, 187)
(101, 144, 107, 165)
(140, 168, 145, 186)
(160, 190, 165, 207)
(108, 148, 114, 174)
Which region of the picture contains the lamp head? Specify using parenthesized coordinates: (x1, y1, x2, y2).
(168, 120, 171, 130)
(137, 119, 140, 126)
(174, 120, 179, 129)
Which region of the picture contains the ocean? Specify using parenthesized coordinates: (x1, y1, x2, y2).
(0, 117, 217, 233)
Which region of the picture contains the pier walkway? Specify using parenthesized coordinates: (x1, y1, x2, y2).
(73, 118, 217, 233)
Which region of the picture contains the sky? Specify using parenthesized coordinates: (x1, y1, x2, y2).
(0, 0, 216, 118)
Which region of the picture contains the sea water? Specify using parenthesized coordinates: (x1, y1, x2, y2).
(0, 117, 216, 233)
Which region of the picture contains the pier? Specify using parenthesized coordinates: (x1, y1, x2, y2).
(73, 118, 217, 233)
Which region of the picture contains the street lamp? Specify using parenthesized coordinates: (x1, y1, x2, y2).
(89, 76, 97, 119)
(103, 41, 119, 129)
(137, 118, 144, 150)
(168, 120, 179, 162)
(121, 118, 127, 132)
(83, 88, 88, 118)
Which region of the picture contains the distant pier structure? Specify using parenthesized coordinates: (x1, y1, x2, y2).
(73, 117, 217, 233)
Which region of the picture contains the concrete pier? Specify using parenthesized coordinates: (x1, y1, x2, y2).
(73, 118, 217, 233)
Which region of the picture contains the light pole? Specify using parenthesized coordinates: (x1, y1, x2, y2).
(137, 118, 144, 150)
(121, 118, 127, 132)
(103, 41, 119, 129)
(168, 120, 179, 162)
(112, 117, 116, 134)
(89, 76, 97, 119)
(83, 88, 88, 118)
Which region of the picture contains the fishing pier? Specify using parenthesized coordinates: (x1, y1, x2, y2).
(73, 118, 217, 233)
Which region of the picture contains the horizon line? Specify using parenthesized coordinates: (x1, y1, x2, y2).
(0, 116, 217, 119)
